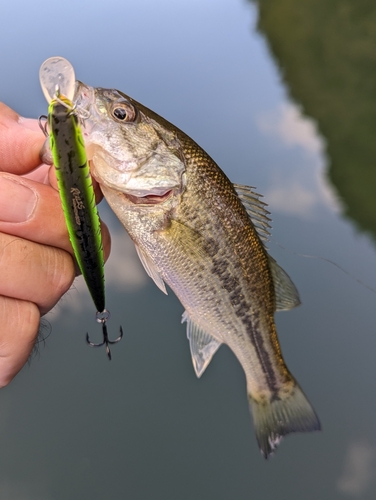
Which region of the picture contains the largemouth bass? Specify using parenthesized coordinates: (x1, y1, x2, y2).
(73, 81, 320, 458)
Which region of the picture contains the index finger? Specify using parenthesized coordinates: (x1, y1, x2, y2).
(0, 103, 45, 175)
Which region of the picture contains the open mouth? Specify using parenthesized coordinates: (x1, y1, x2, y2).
(125, 189, 173, 205)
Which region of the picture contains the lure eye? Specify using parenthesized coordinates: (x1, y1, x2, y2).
(111, 102, 136, 122)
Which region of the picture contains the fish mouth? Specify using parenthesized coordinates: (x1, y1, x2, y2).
(89, 159, 176, 206)
(123, 189, 173, 205)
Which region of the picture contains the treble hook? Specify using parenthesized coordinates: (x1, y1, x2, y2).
(86, 309, 123, 360)
(38, 115, 49, 137)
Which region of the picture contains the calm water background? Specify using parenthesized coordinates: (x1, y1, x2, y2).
(1, 0, 376, 498)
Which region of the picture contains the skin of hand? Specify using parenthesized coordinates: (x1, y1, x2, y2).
(0, 103, 111, 387)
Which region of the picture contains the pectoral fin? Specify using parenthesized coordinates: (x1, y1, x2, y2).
(135, 244, 168, 295)
(182, 312, 222, 378)
(268, 255, 301, 311)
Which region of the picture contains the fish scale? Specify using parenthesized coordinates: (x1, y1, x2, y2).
(179, 171, 277, 384)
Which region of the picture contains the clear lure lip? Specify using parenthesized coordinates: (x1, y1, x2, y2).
(39, 56, 76, 103)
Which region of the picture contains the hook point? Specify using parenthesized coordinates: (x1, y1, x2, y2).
(86, 311, 123, 360)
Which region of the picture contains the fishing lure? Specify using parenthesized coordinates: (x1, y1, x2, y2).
(39, 57, 122, 359)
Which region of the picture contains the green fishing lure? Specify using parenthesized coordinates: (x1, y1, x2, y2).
(48, 95, 105, 311)
(46, 91, 122, 359)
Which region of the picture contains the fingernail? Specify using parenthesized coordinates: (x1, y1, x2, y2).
(18, 116, 39, 131)
(0, 176, 37, 222)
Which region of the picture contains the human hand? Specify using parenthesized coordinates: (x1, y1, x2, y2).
(0, 103, 110, 387)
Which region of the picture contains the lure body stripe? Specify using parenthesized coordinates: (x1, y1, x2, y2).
(48, 97, 105, 313)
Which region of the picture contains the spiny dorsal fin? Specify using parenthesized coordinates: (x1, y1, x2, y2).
(234, 183, 300, 311)
(268, 255, 301, 310)
(182, 311, 222, 378)
(135, 244, 168, 295)
(233, 183, 272, 243)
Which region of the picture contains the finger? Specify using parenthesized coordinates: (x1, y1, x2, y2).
(0, 172, 70, 252)
(18, 117, 44, 133)
(0, 103, 45, 174)
(22, 163, 50, 185)
(0, 233, 76, 314)
(0, 296, 40, 388)
(0, 173, 111, 260)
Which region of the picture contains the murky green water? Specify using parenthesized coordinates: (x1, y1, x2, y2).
(1, 0, 376, 498)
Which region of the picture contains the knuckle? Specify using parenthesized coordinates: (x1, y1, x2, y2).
(0, 236, 32, 264)
(0, 235, 75, 313)
(44, 247, 76, 301)
(0, 299, 40, 388)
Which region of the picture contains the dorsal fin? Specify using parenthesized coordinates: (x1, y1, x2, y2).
(234, 183, 300, 311)
(182, 311, 222, 378)
(233, 183, 272, 242)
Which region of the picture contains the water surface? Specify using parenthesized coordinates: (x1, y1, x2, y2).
(1, 0, 376, 498)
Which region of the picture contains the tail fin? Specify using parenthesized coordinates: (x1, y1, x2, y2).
(249, 384, 321, 459)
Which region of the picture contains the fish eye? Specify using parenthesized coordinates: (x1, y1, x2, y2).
(111, 102, 136, 122)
